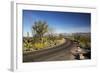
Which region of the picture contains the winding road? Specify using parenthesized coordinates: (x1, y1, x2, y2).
(23, 38, 88, 62)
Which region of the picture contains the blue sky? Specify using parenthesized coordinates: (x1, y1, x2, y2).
(23, 10, 91, 36)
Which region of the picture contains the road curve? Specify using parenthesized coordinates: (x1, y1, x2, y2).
(23, 38, 78, 62)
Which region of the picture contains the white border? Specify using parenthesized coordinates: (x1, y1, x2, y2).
(11, 2, 97, 71)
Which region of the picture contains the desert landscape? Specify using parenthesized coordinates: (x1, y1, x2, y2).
(22, 10, 91, 62)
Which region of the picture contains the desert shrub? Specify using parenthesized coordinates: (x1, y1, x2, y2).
(79, 36, 91, 49)
(33, 43, 47, 50)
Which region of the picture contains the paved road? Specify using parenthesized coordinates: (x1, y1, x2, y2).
(23, 39, 85, 62)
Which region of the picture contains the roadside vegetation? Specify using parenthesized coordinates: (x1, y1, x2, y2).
(67, 34, 91, 49)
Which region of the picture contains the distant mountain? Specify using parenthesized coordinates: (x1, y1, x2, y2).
(72, 32, 91, 36)
(58, 32, 91, 37)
